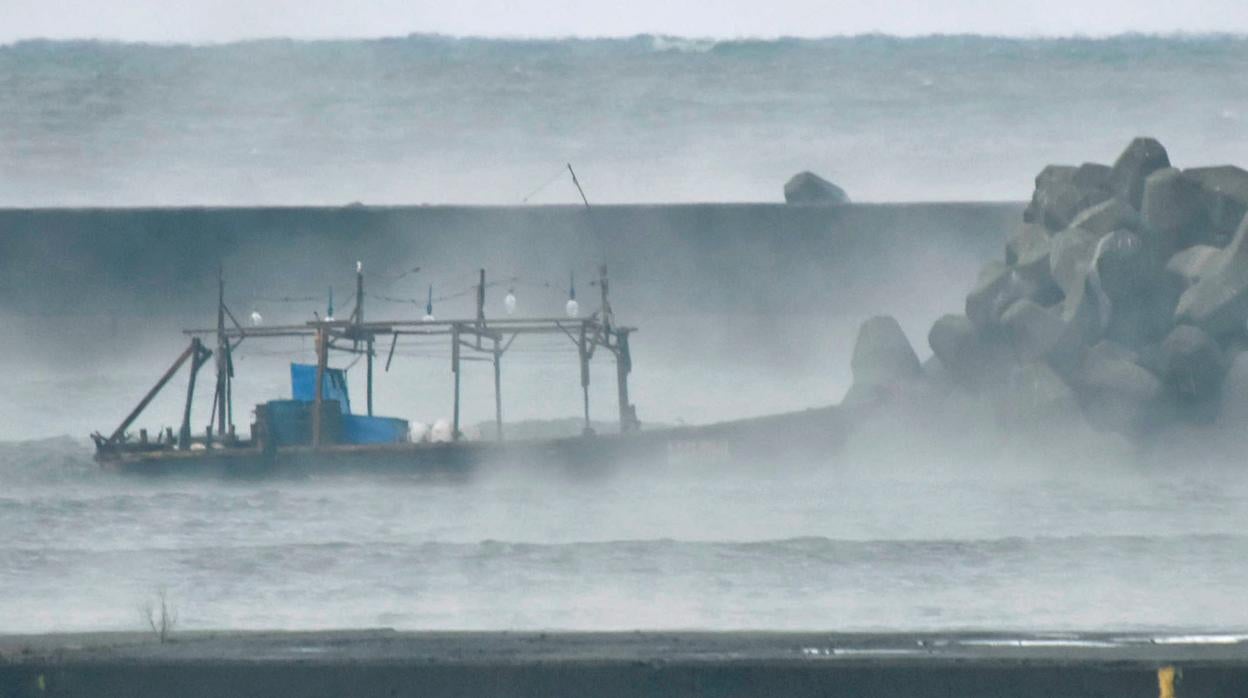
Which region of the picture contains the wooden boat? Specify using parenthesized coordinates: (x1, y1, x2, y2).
(92, 264, 848, 476)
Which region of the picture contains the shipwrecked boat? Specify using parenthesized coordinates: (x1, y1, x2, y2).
(92, 264, 846, 475)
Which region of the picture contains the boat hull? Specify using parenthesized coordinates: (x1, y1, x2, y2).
(95, 406, 849, 477)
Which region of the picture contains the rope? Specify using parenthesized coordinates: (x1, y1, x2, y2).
(521, 166, 571, 203)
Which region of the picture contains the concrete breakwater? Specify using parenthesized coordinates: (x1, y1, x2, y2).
(0, 202, 1019, 437)
(844, 139, 1248, 447)
(0, 202, 1018, 319)
(0, 630, 1242, 698)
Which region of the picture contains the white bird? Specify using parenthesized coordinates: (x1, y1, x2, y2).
(356, 260, 363, 273)
(504, 290, 517, 315)
(565, 298, 579, 318)
(422, 313, 436, 323)
(249, 310, 263, 327)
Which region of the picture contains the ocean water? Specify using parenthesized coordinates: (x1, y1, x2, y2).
(4, 433, 1248, 634)
(4, 34, 1248, 635)
(1, 34, 1247, 206)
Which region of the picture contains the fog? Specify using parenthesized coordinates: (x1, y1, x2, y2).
(3, 28, 1248, 641)
(4, 0, 1248, 43)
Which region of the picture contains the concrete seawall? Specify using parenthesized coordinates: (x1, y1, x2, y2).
(0, 202, 1020, 317)
(0, 630, 1241, 697)
(0, 202, 1021, 435)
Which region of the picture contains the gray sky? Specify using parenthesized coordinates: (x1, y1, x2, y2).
(3, 0, 1248, 43)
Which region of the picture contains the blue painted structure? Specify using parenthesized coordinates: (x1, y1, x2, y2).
(276, 364, 407, 446)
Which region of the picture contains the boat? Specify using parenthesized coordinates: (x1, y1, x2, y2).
(91, 264, 847, 476)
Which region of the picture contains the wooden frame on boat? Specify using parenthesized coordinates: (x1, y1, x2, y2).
(91, 263, 644, 472)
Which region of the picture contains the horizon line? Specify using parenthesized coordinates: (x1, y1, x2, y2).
(4, 29, 1248, 49)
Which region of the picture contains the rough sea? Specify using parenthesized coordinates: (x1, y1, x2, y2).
(3, 34, 1248, 635)
(5, 433, 1248, 634)
(1, 34, 1247, 206)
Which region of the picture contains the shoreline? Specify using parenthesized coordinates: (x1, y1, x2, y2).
(2, 629, 1245, 696)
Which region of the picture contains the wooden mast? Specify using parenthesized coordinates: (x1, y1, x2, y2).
(312, 324, 328, 448)
(214, 266, 228, 444)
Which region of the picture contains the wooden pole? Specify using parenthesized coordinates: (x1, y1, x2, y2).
(579, 321, 591, 434)
(452, 324, 461, 440)
(108, 341, 197, 444)
(215, 267, 228, 443)
(385, 332, 398, 372)
(476, 269, 486, 326)
(615, 329, 635, 433)
(179, 339, 206, 450)
(493, 335, 503, 441)
(312, 325, 327, 448)
(598, 264, 611, 335)
(356, 263, 373, 416)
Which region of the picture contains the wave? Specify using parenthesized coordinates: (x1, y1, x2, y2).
(5, 532, 1246, 556)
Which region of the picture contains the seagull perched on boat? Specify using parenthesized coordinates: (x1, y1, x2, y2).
(249, 310, 263, 327)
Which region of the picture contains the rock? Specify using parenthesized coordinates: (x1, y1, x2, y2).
(1001, 299, 1081, 373)
(1160, 324, 1225, 408)
(1082, 228, 1175, 347)
(1220, 350, 1248, 424)
(1183, 166, 1248, 241)
(1049, 225, 1105, 299)
(1165, 245, 1221, 288)
(965, 262, 1013, 329)
(928, 314, 1014, 391)
(967, 263, 1054, 330)
(1141, 167, 1212, 252)
(1175, 214, 1248, 337)
(1092, 229, 1153, 302)
(1023, 163, 1115, 231)
(783, 171, 849, 205)
(849, 315, 922, 387)
(999, 361, 1081, 427)
(921, 354, 954, 394)
(1005, 223, 1049, 266)
(1110, 137, 1171, 209)
(1069, 198, 1141, 236)
(1005, 223, 1058, 294)
(1075, 340, 1165, 434)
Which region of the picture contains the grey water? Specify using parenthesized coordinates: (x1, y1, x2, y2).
(2, 34, 1248, 206)
(4, 33, 1248, 636)
(4, 435, 1248, 634)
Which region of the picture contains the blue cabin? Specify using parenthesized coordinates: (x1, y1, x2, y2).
(260, 364, 409, 447)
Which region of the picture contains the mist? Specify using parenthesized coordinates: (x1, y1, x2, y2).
(5, 0, 1248, 43)
(4, 26, 1248, 653)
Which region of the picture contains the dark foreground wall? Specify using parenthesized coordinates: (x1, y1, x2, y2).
(0, 630, 1241, 698)
(0, 202, 1020, 318)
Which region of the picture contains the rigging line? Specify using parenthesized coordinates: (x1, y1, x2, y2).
(373, 266, 422, 283)
(246, 295, 321, 304)
(521, 165, 573, 204)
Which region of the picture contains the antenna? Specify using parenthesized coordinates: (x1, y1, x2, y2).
(567, 163, 590, 208)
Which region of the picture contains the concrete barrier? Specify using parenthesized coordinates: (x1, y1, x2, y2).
(0, 202, 1020, 318)
(0, 630, 1241, 698)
